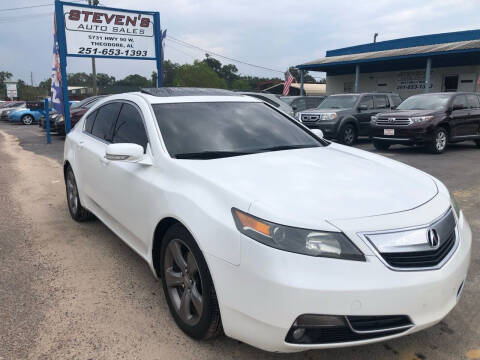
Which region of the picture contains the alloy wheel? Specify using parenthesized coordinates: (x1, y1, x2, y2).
(164, 239, 204, 326)
(436, 130, 447, 152)
(66, 170, 79, 214)
(23, 115, 33, 125)
(344, 126, 355, 145)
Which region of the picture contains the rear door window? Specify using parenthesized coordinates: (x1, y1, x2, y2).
(373, 95, 389, 109)
(91, 102, 122, 142)
(84, 110, 98, 133)
(112, 103, 148, 152)
(359, 96, 374, 110)
(466, 94, 480, 109)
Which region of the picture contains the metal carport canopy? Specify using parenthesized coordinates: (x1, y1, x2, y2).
(296, 39, 480, 75)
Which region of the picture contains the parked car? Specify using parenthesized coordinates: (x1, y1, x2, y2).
(53, 95, 106, 134)
(240, 92, 294, 117)
(297, 93, 402, 145)
(63, 88, 471, 353)
(371, 92, 480, 153)
(8, 108, 44, 125)
(0, 102, 26, 121)
(280, 96, 325, 115)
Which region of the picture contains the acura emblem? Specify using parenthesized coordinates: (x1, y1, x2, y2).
(427, 228, 440, 248)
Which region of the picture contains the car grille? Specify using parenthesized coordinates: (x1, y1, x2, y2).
(382, 230, 456, 268)
(301, 114, 320, 122)
(370, 209, 457, 270)
(376, 117, 412, 126)
(347, 315, 412, 332)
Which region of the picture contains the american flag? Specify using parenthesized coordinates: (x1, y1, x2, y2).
(282, 71, 295, 96)
(51, 16, 63, 115)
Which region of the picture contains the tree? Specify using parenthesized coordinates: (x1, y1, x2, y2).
(96, 73, 116, 88)
(116, 74, 151, 88)
(67, 72, 91, 86)
(151, 71, 158, 87)
(39, 78, 52, 90)
(174, 61, 226, 88)
(162, 60, 180, 87)
(230, 78, 251, 90)
(288, 66, 316, 84)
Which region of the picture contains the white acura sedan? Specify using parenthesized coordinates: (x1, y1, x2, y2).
(64, 88, 471, 352)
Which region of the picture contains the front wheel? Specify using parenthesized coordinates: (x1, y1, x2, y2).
(338, 124, 357, 146)
(427, 127, 448, 154)
(373, 140, 391, 151)
(22, 115, 34, 125)
(160, 224, 222, 340)
(65, 167, 94, 221)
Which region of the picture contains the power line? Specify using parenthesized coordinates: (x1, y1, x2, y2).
(167, 35, 285, 75)
(0, 0, 84, 13)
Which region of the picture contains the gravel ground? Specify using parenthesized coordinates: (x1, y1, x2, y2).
(0, 122, 479, 360)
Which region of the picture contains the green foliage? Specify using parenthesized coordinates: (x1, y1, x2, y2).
(288, 66, 317, 84)
(116, 74, 151, 88)
(174, 61, 226, 88)
(230, 78, 250, 90)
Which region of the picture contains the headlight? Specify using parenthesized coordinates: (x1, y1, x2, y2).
(319, 113, 337, 121)
(296, 113, 302, 121)
(410, 116, 434, 123)
(56, 115, 64, 124)
(232, 208, 365, 261)
(371, 115, 378, 124)
(450, 192, 461, 218)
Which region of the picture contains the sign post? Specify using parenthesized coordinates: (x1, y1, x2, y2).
(53, 0, 163, 134)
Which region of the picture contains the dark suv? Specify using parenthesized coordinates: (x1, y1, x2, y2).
(298, 93, 402, 145)
(371, 92, 480, 154)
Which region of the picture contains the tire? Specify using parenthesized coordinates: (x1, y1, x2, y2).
(427, 127, 448, 154)
(22, 115, 34, 125)
(65, 166, 94, 222)
(160, 223, 222, 340)
(475, 139, 480, 148)
(338, 123, 357, 146)
(373, 140, 391, 151)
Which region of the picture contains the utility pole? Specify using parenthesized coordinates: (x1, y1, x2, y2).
(30, 71, 34, 86)
(88, 0, 98, 95)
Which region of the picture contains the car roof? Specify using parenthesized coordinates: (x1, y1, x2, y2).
(330, 93, 397, 96)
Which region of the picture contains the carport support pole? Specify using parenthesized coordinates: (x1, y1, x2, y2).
(44, 98, 51, 145)
(300, 70, 305, 96)
(425, 58, 432, 93)
(354, 65, 360, 93)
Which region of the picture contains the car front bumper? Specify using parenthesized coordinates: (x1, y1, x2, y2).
(370, 124, 435, 145)
(301, 120, 340, 138)
(206, 206, 472, 352)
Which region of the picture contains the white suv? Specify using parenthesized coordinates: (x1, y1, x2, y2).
(64, 88, 471, 353)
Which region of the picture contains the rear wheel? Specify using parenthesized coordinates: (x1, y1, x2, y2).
(338, 124, 357, 146)
(427, 127, 448, 154)
(160, 224, 222, 340)
(373, 140, 391, 151)
(65, 167, 94, 221)
(22, 115, 34, 125)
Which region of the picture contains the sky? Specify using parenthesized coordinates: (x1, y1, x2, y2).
(1, 0, 480, 85)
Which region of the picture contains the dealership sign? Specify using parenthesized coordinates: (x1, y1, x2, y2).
(51, 1, 163, 135)
(5, 82, 18, 99)
(63, 5, 156, 59)
(396, 71, 433, 91)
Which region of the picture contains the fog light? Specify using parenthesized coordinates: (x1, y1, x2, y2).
(292, 327, 306, 341)
(295, 314, 346, 328)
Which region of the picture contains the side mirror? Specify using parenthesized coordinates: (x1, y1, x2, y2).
(292, 105, 298, 111)
(105, 143, 144, 162)
(452, 104, 465, 111)
(358, 104, 368, 111)
(311, 129, 324, 138)
(390, 105, 397, 110)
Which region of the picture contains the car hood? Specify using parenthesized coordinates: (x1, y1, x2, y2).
(181, 144, 438, 228)
(377, 109, 441, 117)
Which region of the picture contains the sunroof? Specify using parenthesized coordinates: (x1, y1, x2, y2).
(141, 87, 236, 97)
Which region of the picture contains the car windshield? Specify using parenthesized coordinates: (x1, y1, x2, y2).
(279, 97, 296, 105)
(397, 94, 451, 110)
(153, 102, 324, 159)
(317, 95, 358, 109)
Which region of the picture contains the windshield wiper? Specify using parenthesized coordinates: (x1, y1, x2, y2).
(254, 144, 319, 153)
(174, 151, 252, 159)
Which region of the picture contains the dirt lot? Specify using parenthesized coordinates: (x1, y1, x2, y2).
(0, 122, 479, 360)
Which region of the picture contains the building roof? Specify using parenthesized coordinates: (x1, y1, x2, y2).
(297, 29, 480, 75)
